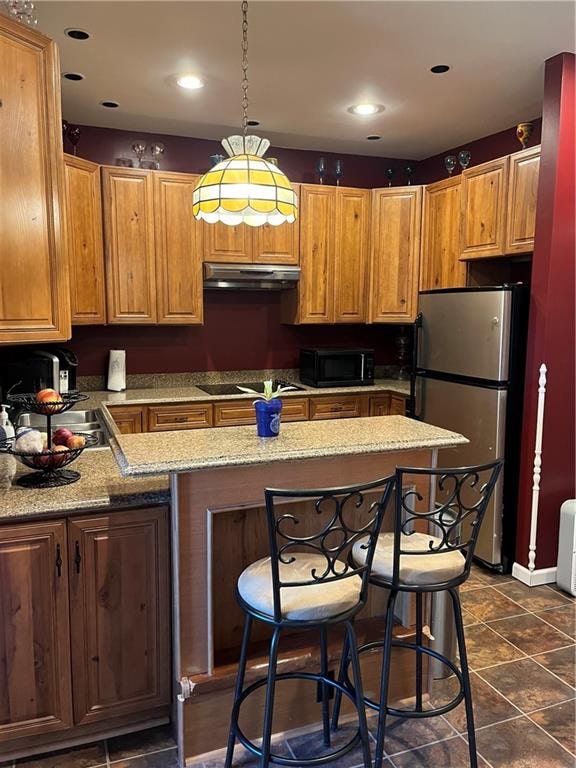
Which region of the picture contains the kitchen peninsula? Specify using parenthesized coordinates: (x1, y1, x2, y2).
(106, 411, 466, 763)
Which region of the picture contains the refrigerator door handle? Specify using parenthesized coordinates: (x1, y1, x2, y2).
(409, 313, 423, 418)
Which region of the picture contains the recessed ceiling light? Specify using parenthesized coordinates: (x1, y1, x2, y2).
(366, 135, 382, 141)
(65, 28, 90, 40)
(430, 64, 450, 74)
(176, 74, 204, 90)
(348, 103, 384, 116)
(100, 100, 119, 108)
(246, 119, 260, 127)
(62, 72, 84, 81)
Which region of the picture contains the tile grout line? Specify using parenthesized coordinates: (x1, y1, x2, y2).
(524, 709, 576, 758)
(524, 611, 576, 642)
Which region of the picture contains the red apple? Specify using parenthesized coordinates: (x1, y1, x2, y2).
(66, 434, 86, 450)
(53, 427, 74, 446)
(36, 388, 62, 404)
(51, 444, 70, 467)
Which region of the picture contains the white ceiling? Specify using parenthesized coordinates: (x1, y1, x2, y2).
(35, 1, 575, 159)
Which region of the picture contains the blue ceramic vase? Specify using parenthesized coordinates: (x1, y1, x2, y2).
(255, 399, 283, 437)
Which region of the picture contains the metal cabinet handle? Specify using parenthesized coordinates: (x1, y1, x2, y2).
(173, 415, 188, 422)
(55, 544, 62, 577)
(74, 541, 82, 574)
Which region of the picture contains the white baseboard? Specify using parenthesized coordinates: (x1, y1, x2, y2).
(512, 562, 557, 586)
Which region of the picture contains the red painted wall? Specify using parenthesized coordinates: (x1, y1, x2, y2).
(67, 124, 415, 188)
(417, 118, 542, 185)
(65, 292, 400, 377)
(515, 53, 575, 570)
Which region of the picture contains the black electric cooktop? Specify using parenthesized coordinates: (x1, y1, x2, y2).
(195, 380, 304, 396)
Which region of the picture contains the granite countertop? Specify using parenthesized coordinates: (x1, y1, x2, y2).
(112, 415, 467, 477)
(85, 377, 410, 410)
(0, 448, 169, 521)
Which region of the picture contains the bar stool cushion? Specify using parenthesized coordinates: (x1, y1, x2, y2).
(353, 532, 466, 586)
(238, 553, 362, 620)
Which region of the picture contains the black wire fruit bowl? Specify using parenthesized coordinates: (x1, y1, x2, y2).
(8, 391, 89, 416)
(0, 432, 98, 488)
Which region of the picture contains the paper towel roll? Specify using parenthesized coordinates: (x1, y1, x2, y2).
(107, 350, 126, 392)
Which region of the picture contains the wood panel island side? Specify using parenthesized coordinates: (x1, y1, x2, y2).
(110, 414, 467, 765)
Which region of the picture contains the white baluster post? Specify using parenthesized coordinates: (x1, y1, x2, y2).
(528, 364, 547, 572)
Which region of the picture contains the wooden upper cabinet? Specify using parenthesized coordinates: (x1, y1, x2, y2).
(420, 177, 465, 291)
(68, 508, 170, 725)
(334, 187, 370, 322)
(292, 185, 335, 323)
(203, 222, 252, 263)
(0, 16, 70, 344)
(505, 146, 540, 254)
(252, 184, 300, 264)
(102, 167, 157, 323)
(0, 521, 72, 742)
(153, 172, 203, 324)
(460, 157, 509, 260)
(64, 154, 106, 324)
(369, 187, 422, 323)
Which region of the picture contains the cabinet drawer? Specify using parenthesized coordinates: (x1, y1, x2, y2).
(148, 403, 213, 431)
(309, 395, 368, 420)
(214, 397, 309, 427)
(369, 395, 391, 416)
(108, 405, 145, 434)
(389, 395, 407, 416)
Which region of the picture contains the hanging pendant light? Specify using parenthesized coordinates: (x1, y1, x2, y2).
(192, 1, 297, 227)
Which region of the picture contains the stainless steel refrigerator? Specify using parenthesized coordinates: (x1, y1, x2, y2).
(410, 285, 528, 571)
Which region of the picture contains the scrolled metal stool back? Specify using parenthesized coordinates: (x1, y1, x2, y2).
(391, 460, 504, 588)
(264, 475, 395, 622)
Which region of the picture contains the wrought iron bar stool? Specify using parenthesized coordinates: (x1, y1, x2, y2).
(332, 460, 503, 768)
(224, 475, 395, 768)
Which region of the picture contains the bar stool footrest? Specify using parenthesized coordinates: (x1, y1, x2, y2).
(232, 671, 364, 766)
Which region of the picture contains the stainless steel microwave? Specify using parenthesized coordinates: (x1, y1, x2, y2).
(299, 348, 375, 388)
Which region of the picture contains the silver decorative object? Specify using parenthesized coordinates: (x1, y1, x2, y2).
(458, 150, 471, 170)
(444, 155, 457, 176)
(316, 157, 326, 184)
(150, 142, 165, 170)
(334, 159, 344, 186)
(210, 154, 225, 167)
(132, 142, 146, 168)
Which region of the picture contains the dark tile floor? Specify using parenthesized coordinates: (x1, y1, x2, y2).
(2, 567, 574, 768)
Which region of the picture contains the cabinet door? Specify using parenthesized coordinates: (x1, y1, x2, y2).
(108, 405, 145, 434)
(252, 185, 300, 264)
(389, 394, 407, 415)
(420, 177, 466, 291)
(68, 507, 170, 725)
(203, 222, 252, 263)
(370, 187, 422, 323)
(154, 172, 203, 324)
(0, 521, 72, 742)
(334, 188, 371, 323)
(64, 154, 106, 324)
(0, 16, 70, 343)
(505, 147, 540, 255)
(214, 397, 309, 427)
(102, 167, 157, 323)
(460, 157, 509, 259)
(295, 185, 335, 323)
(369, 395, 391, 416)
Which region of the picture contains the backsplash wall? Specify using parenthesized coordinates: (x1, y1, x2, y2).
(65, 292, 402, 377)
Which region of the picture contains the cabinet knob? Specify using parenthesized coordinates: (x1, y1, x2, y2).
(400, 298, 406, 304)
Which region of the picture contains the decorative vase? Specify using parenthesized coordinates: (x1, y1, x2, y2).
(255, 399, 283, 438)
(516, 122, 533, 149)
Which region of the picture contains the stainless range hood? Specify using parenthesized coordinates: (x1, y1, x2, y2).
(203, 262, 300, 290)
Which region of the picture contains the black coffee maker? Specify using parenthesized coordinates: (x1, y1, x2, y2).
(0, 347, 78, 402)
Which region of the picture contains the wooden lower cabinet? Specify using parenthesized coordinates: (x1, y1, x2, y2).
(0, 522, 72, 743)
(68, 508, 170, 725)
(0, 508, 170, 752)
(389, 394, 408, 415)
(369, 395, 391, 416)
(214, 396, 309, 427)
(108, 405, 145, 434)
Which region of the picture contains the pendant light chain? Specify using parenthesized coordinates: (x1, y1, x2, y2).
(241, 0, 249, 136)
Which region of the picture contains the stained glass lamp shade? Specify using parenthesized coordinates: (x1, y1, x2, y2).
(192, 135, 297, 227)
